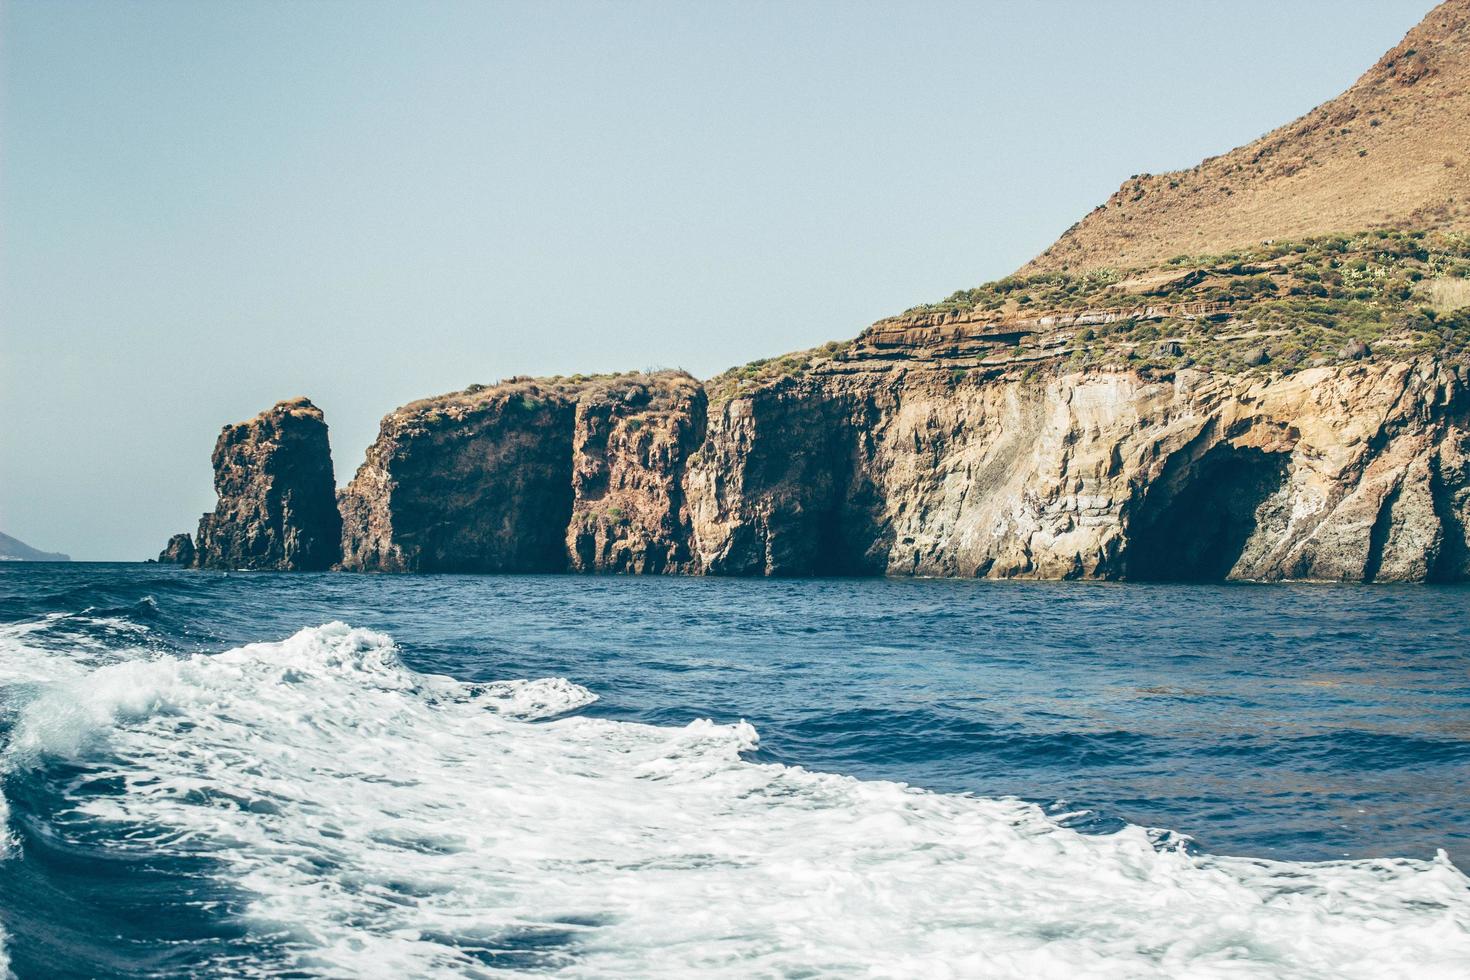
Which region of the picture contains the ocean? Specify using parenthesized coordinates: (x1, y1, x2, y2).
(0, 563, 1467, 977)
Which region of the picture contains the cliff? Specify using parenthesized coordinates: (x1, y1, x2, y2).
(1023, 0, 1470, 274)
(169, 5, 1470, 582)
(688, 355, 1470, 582)
(325, 225, 1468, 582)
(156, 533, 195, 565)
(567, 374, 706, 573)
(191, 397, 342, 571)
(324, 260, 1467, 583)
(338, 372, 705, 573)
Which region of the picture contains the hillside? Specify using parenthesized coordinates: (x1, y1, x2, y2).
(1022, 0, 1470, 275)
(0, 531, 70, 562)
(863, 230, 1470, 376)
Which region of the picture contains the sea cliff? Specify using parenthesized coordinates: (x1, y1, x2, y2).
(336, 373, 706, 573)
(162, 1, 1470, 581)
(166, 397, 342, 571)
(164, 234, 1470, 582)
(688, 356, 1469, 581)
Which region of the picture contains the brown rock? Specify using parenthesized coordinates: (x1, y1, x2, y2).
(338, 381, 579, 573)
(338, 372, 706, 574)
(194, 397, 342, 571)
(567, 374, 707, 573)
(157, 533, 195, 565)
(684, 358, 1470, 582)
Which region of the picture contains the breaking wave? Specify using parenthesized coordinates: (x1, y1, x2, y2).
(1, 621, 1467, 977)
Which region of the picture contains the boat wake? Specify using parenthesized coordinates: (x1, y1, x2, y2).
(1, 621, 1468, 977)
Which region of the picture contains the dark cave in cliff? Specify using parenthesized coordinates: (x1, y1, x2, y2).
(1125, 445, 1290, 582)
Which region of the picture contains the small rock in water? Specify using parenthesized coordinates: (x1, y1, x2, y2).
(157, 533, 195, 565)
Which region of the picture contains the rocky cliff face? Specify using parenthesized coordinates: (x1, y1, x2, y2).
(157, 533, 195, 565)
(567, 374, 706, 573)
(328, 351, 1469, 583)
(338, 379, 579, 573)
(193, 397, 342, 571)
(338, 372, 705, 573)
(175, 4, 1470, 582)
(686, 357, 1470, 582)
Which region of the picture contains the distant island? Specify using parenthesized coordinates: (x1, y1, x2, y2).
(161, 0, 1470, 582)
(0, 531, 70, 563)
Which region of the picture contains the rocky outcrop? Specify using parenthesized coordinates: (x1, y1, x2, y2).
(157, 533, 195, 565)
(184, 360, 1470, 582)
(567, 374, 706, 573)
(338, 372, 705, 573)
(685, 357, 1470, 582)
(685, 381, 888, 576)
(173, 3, 1470, 582)
(332, 353, 1470, 583)
(193, 397, 341, 571)
(338, 380, 581, 573)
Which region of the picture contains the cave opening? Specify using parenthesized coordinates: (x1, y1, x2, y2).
(1125, 445, 1290, 582)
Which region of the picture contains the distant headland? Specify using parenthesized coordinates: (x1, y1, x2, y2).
(0, 531, 70, 563)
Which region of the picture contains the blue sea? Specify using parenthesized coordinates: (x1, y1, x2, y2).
(0, 563, 1468, 977)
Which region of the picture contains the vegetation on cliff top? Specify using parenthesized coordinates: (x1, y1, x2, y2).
(910, 230, 1470, 373)
(705, 340, 851, 405)
(396, 370, 699, 427)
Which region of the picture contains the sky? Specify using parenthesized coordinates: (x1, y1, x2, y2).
(0, 0, 1438, 560)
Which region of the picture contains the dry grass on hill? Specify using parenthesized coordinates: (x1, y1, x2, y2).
(1023, 0, 1470, 275)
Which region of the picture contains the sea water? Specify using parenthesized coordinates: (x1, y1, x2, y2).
(0, 564, 1467, 977)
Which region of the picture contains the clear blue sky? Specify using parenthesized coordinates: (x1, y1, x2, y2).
(1, 0, 1435, 560)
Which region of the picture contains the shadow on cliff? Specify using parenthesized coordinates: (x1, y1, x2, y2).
(1124, 444, 1291, 582)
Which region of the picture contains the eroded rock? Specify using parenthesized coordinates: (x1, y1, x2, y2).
(338, 372, 706, 574)
(567, 374, 706, 573)
(684, 358, 1470, 582)
(194, 397, 341, 571)
(157, 533, 195, 565)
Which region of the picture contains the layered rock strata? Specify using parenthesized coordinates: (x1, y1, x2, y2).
(687, 357, 1470, 582)
(193, 397, 342, 571)
(328, 356, 1469, 582)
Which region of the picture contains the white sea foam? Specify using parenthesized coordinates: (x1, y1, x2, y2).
(0, 783, 11, 980)
(0, 611, 153, 686)
(4, 622, 1470, 978)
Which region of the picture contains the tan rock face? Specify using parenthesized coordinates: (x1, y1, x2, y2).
(567, 375, 706, 574)
(685, 359, 1470, 582)
(194, 397, 341, 571)
(338, 372, 706, 574)
(200, 363, 1470, 582)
